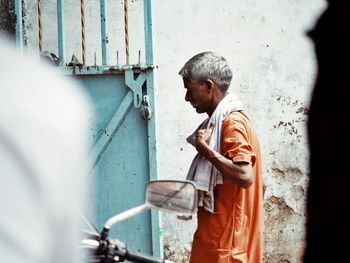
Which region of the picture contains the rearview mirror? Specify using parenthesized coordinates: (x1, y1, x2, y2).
(146, 180, 197, 215)
(101, 180, 197, 240)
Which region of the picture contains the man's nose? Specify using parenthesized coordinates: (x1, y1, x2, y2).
(185, 91, 191, 101)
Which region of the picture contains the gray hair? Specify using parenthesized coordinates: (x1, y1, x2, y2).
(179, 52, 232, 91)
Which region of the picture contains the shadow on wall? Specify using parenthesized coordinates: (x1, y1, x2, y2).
(0, 0, 16, 37)
(305, 1, 350, 262)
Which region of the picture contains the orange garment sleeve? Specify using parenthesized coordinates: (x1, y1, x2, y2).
(222, 115, 257, 166)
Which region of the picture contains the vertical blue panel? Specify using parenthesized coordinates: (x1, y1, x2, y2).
(75, 74, 154, 256)
(77, 75, 128, 144)
(89, 91, 134, 170)
(144, 0, 160, 258)
(100, 0, 108, 65)
(15, 0, 23, 51)
(144, 0, 154, 65)
(146, 70, 161, 258)
(95, 106, 151, 249)
(57, 0, 65, 66)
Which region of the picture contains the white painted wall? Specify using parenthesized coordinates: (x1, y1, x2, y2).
(153, 1, 326, 262)
(22, 0, 327, 262)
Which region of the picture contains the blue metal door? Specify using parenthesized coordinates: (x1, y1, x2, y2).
(15, 0, 160, 258)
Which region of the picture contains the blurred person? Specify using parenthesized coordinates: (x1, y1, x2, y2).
(179, 52, 264, 263)
(305, 1, 350, 262)
(0, 35, 92, 263)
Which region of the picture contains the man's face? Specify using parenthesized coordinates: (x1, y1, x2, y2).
(183, 79, 213, 114)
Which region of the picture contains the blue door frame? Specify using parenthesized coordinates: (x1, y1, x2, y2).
(15, 0, 161, 258)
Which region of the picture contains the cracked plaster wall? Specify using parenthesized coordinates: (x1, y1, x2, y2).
(19, 0, 327, 262)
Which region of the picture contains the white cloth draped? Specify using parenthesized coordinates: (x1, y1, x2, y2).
(186, 93, 243, 212)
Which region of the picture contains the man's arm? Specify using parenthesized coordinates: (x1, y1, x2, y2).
(196, 122, 253, 189)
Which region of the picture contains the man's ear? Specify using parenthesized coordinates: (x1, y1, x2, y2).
(205, 79, 214, 92)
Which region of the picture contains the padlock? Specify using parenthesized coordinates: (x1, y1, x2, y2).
(139, 95, 152, 120)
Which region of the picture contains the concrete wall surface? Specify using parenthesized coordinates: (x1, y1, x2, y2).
(153, 1, 326, 262)
(20, 0, 327, 262)
(0, 0, 16, 36)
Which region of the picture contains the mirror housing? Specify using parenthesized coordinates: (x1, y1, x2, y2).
(146, 180, 197, 215)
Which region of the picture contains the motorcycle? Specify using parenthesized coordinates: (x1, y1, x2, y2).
(80, 180, 198, 263)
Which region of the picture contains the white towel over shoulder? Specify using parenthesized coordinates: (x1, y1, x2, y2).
(186, 93, 243, 212)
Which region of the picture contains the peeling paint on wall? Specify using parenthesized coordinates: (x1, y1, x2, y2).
(164, 235, 192, 263)
(264, 196, 304, 263)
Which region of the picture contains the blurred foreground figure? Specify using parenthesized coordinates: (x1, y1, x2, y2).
(305, 1, 350, 262)
(0, 37, 92, 263)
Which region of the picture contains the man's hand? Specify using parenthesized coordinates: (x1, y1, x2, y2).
(196, 122, 215, 158)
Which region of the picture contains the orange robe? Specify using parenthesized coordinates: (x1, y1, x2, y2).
(189, 111, 263, 263)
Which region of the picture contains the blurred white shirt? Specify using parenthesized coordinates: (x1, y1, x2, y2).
(0, 37, 92, 263)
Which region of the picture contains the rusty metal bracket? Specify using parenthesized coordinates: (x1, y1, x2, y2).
(124, 67, 146, 108)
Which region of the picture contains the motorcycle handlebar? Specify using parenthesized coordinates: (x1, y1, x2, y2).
(81, 237, 174, 263)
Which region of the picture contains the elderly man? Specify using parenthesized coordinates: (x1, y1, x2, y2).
(179, 52, 264, 263)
